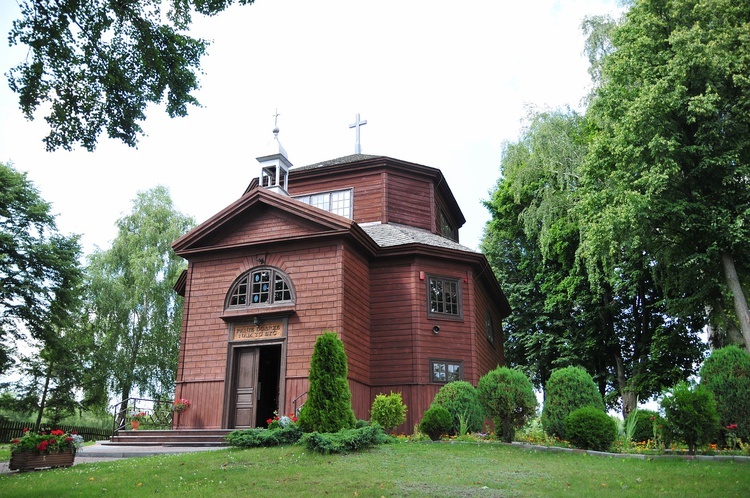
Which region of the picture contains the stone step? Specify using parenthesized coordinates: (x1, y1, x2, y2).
(107, 429, 233, 447)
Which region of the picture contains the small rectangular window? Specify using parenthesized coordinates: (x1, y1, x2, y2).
(485, 310, 494, 344)
(293, 189, 352, 219)
(428, 276, 461, 318)
(431, 360, 462, 383)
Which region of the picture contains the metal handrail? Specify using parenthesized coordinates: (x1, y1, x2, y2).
(292, 391, 307, 416)
(110, 397, 174, 434)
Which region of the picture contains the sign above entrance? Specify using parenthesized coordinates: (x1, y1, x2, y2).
(233, 322, 284, 341)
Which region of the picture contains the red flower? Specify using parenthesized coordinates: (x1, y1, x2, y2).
(66, 437, 73, 442)
(266, 418, 273, 424)
(727, 423, 738, 430)
(37, 441, 48, 451)
(51, 429, 65, 436)
(49, 438, 57, 445)
(11, 439, 19, 444)
(22, 428, 29, 433)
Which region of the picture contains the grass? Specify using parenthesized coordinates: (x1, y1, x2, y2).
(2, 441, 748, 497)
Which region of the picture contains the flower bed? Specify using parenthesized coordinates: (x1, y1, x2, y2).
(9, 428, 83, 471)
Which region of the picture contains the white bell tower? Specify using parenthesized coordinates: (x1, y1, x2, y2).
(257, 110, 292, 195)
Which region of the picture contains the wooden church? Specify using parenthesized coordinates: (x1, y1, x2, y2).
(171, 124, 510, 432)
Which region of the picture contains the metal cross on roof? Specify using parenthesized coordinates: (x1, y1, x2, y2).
(349, 113, 367, 154)
(272, 108, 280, 129)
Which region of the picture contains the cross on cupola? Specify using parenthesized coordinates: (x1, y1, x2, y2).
(349, 113, 367, 154)
(257, 108, 292, 195)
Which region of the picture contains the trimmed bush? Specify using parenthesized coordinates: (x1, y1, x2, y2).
(303, 423, 389, 454)
(477, 367, 537, 443)
(564, 406, 617, 451)
(699, 345, 750, 445)
(297, 331, 356, 433)
(226, 425, 303, 447)
(370, 392, 407, 433)
(431, 381, 485, 435)
(541, 366, 604, 439)
(661, 381, 719, 455)
(624, 409, 663, 444)
(419, 405, 452, 441)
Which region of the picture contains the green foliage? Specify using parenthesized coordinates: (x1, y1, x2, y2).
(431, 381, 485, 435)
(0, 162, 84, 378)
(7, 0, 256, 151)
(661, 381, 719, 455)
(624, 409, 664, 444)
(582, 0, 750, 349)
(369, 392, 407, 433)
(481, 107, 705, 419)
(297, 331, 356, 433)
(86, 186, 194, 403)
(541, 366, 604, 439)
(302, 423, 389, 454)
(564, 406, 617, 452)
(419, 405, 452, 441)
(699, 346, 750, 445)
(225, 425, 302, 448)
(477, 367, 537, 443)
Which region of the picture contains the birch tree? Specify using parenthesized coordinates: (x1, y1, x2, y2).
(86, 186, 194, 405)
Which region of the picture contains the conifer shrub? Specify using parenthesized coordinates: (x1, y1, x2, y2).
(297, 331, 356, 433)
(699, 345, 750, 445)
(564, 406, 617, 451)
(370, 392, 407, 434)
(624, 409, 664, 444)
(419, 405, 452, 441)
(476, 367, 537, 443)
(302, 423, 389, 454)
(431, 381, 485, 435)
(541, 366, 604, 439)
(661, 381, 719, 455)
(225, 425, 302, 447)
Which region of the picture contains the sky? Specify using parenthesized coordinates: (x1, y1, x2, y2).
(0, 0, 624, 256)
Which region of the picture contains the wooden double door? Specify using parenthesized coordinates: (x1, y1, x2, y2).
(230, 345, 282, 429)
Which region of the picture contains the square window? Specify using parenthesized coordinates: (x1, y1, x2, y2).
(431, 360, 463, 383)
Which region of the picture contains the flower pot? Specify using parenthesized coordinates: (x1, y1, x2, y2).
(131, 420, 140, 430)
(9, 450, 75, 471)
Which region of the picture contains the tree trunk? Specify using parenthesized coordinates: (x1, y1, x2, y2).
(721, 252, 750, 352)
(614, 352, 636, 419)
(34, 361, 53, 432)
(708, 301, 744, 348)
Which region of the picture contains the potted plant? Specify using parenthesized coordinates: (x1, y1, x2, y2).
(9, 428, 83, 471)
(131, 411, 148, 430)
(172, 398, 192, 413)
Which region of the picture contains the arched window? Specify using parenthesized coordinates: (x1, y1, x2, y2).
(226, 267, 294, 309)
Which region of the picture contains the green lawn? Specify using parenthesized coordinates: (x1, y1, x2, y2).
(2, 441, 748, 497)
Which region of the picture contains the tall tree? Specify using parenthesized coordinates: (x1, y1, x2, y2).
(7, 0, 255, 151)
(582, 0, 750, 350)
(0, 161, 83, 377)
(483, 109, 705, 417)
(86, 186, 194, 406)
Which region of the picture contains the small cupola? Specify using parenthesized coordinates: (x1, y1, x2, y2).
(257, 112, 292, 195)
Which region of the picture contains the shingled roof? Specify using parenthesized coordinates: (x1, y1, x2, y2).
(293, 154, 381, 171)
(360, 222, 478, 253)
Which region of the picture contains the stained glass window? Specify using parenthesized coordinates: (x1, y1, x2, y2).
(228, 268, 293, 308)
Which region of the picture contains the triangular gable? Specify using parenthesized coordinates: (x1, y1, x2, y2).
(172, 187, 356, 255)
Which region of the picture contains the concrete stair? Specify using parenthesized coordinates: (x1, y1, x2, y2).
(105, 429, 232, 447)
